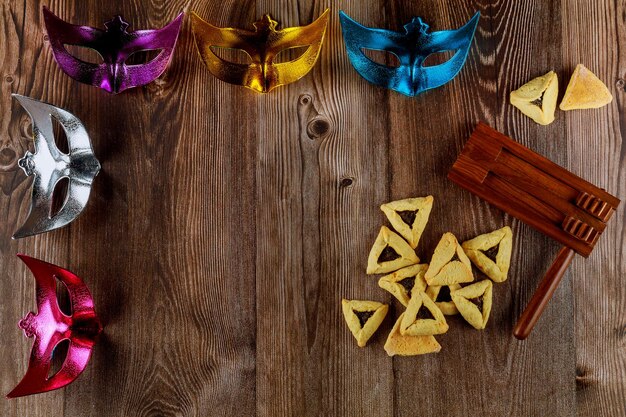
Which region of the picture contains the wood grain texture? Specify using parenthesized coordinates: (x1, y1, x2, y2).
(0, 1, 623, 416)
(561, 1, 626, 416)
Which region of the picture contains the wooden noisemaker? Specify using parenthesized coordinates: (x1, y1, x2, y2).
(448, 123, 620, 339)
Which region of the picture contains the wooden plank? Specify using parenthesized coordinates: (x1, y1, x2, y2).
(253, 1, 393, 416)
(386, 0, 577, 416)
(560, 1, 626, 416)
(0, 1, 73, 416)
(0, 0, 623, 416)
(4, 1, 259, 416)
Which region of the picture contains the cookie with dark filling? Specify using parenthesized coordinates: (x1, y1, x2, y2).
(380, 196, 434, 249)
(378, 263, 428, 307)
(384, 313, 441, 356)
(450, 279, 493, 330)
(400, 291, 448, 336)
(462, 226, 512, 283)
(426, 283, 461, 315)
(424, 233, 474, 286)
(367, 226, 420, 274)
(510, 71, 558, 125)
(342, 299, 389, 347)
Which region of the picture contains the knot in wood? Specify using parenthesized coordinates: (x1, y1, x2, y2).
(299, 94, 312, 105)
(307, 117, 330, 139)
(339, 177, 354, 187)
(22, 117, 33, 138)
(0, 147, 17, 167)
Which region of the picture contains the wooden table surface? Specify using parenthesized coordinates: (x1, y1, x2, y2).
(0, 1, 624, 416)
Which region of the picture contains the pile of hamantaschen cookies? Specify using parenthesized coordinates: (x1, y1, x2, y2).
(342, 196, 513, 356)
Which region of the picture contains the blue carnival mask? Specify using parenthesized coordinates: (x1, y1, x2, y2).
(339, 11, 480, 96)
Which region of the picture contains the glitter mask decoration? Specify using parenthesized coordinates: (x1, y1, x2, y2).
(190, 9, 330, 93)
(339, 11, 480, 97)
(7, 255, 102, 398)
(12, 95, 100, 239)
(43, 6, 184, 94)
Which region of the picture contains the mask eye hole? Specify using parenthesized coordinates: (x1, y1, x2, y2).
(63, 44, 104, 64)
(54, 275, 72, 316)
(125, 49, 163, 66)
(274, 45, 310, 64)
(422, 50, 455, 67)
(48, 339, 71, 379)
(210, 46, 252, 65)
(51, 115, 69, 155)
(50, 177, 69, 218)
(361, 48, 401, 68)
(49, 116, 70, 219)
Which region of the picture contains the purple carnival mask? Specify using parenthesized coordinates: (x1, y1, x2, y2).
(43, 6, 183, 93)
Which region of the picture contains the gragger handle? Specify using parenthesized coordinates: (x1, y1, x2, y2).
(513, 246, 575, 340)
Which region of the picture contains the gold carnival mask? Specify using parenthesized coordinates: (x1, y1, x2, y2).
(190, 9, 330, 93)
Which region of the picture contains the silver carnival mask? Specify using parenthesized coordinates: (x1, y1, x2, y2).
(11, 95, 100, 239)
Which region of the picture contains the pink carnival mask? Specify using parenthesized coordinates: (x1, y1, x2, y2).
(43, 6, 183, 93)
(7, 255, 102, 398)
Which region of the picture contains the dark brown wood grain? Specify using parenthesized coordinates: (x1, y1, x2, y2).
(0, 1, 623, 416)
(561, 1, 626, 416)
(383, 2, 578, 416)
